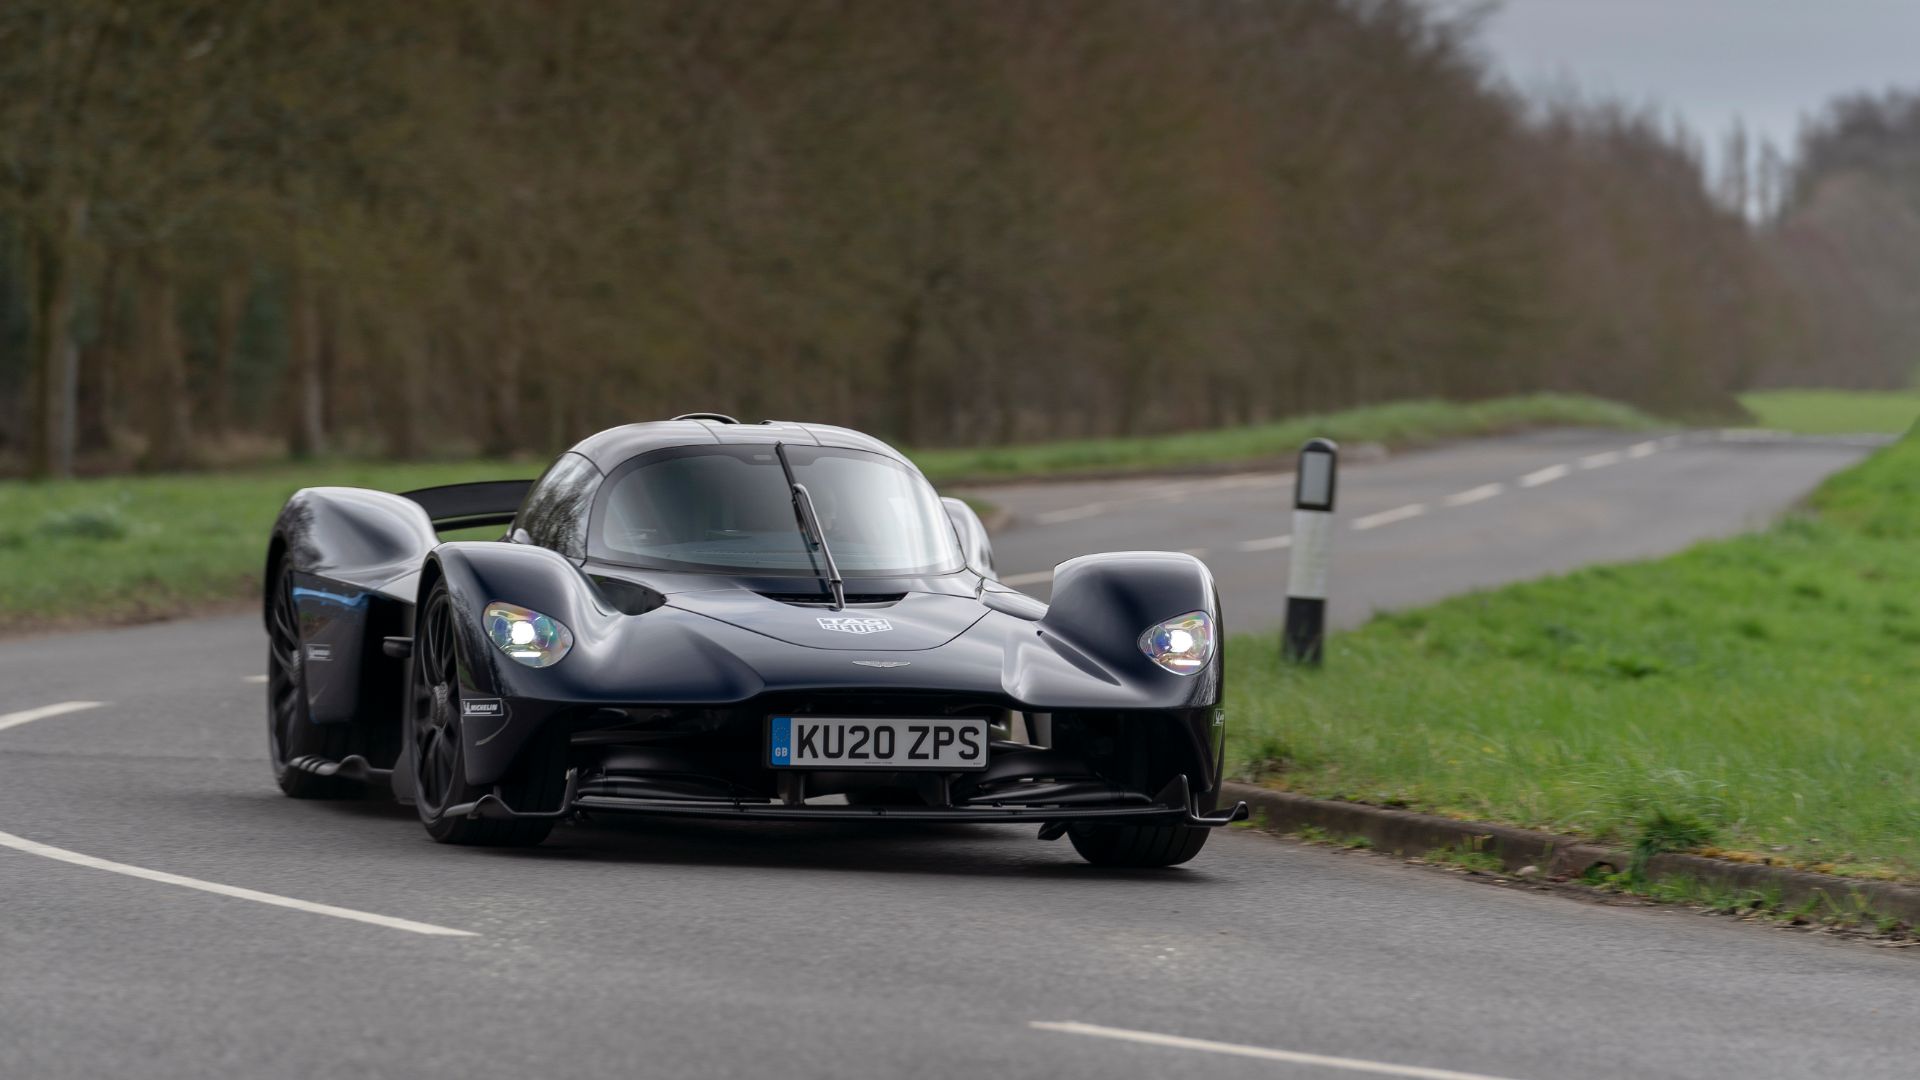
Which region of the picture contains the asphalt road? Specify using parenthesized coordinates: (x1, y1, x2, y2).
(2, 428, 1910, 1080)
(972, 428, 1883, 632)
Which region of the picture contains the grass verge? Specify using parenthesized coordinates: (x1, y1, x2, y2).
(1228, 429, 1920, 883)
(910, 393, 1657, 483)
(0, 394, 1653, 629)
(0, 461, 534, 630)
(1737, 389, 1920, 435)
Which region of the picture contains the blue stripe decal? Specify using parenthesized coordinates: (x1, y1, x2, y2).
(769, 716, 792, 767)
(292, 585, 370, 609)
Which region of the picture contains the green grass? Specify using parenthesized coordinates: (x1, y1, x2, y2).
(1738, 389, 1920, 436)
(1228, 429, 1920, 882)
(0, 461, 535, 629)
(909, 394, 1658, 483)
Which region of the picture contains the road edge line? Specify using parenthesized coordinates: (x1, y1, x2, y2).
(0, 701, 107, 733)
(0, 829, 478, 938)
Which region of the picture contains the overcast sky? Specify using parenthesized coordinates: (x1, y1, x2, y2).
(1438, 0, 1920, 161)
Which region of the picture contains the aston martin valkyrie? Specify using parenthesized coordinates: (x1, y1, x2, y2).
(263, 414, 1244, 866)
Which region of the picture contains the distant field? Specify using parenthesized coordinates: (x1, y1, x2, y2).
(1228, 429, 1920, 882)
(0, 394, 1656, 629)
(1738, 389, 1920, 435)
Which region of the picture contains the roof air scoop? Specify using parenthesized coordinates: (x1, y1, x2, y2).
(670, 412, 740, 424)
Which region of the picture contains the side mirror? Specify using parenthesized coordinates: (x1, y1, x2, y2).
(941, 497, 997, 581)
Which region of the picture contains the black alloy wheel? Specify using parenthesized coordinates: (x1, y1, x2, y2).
(266, 561, 353, 798)
(409, 580, 563, 846)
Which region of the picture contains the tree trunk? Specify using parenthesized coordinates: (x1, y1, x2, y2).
(137, 256, 193, 470)
(886, 295, 923, 442)
(482, 315, 521, 458)
(285, 267, 325, 459)
(24, 201, 83, 478)
(317, 286, 341, 435)
(79, 252, 123, 454)
(387, 323, 426, 460)
(211, 270, 247, 435)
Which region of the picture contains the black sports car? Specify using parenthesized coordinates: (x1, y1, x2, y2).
(264, 414, 1245, 866)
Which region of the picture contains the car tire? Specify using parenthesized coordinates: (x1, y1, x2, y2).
(266, 559, 357, 799)
(409, 580, 566, 847)
(1068, 822, 1210, 867)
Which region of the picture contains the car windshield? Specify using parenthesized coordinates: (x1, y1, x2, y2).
(591, 444, 962, 576)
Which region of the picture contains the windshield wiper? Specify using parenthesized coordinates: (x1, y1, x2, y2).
(774, 442, 845, 610)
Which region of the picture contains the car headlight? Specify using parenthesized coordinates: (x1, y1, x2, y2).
(1139, 611, 1214, 675)
(484, 602, 574, 668)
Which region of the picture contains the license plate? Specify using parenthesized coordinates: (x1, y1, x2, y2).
(768, 716, 989, 770)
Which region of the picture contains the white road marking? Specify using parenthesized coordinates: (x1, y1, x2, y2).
(1031, 1021, 1525, 1080)
(1000, 570, 1054, 587)
(1026, 472, 1290, 526)
(1234, 534, 1292, 552)
(1628, 440, 1661, 458)
(1578, 450, 1623, 469)
(1441, 483, 1503, 508)
(0, 829, 477, 937)
(1517, 463, 1570, 488)
(243, 674, 269, 685)
(1033, 504, 1110, 525)
(0, 701, 106, 734)
(1351, 503, 1426, 531)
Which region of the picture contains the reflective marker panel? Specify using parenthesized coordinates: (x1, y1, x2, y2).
(1297, 450, 1335, 510)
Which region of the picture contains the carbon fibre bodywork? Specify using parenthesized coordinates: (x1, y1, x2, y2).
(264, 419, 1238, 837)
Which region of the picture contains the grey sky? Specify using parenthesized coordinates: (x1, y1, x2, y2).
(1439, 0, 1920, 160)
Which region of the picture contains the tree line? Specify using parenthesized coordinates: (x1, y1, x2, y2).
(0, 0, 1884, 478)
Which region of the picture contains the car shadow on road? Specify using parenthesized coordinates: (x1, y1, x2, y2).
(473, 814, 1223, 882)
(210, 787, 1223, 882)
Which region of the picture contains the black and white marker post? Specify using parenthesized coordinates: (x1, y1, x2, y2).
(1283, 438, 1338, 665)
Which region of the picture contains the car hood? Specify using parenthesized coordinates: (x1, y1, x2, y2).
(664, 587, 990, 652)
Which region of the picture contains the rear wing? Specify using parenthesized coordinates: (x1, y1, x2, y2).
(400, 480, 533, 531)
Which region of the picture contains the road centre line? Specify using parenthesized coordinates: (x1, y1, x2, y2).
(1441, 483, 1503, 507)
(1517, 463, 1570, 488)
(0, 829, 477, 938)
(0, 701, 106, 734)
(1029, 472, 1289, 526)
(243, 674, 269, 684)
(1021, 436, 1683, 573)
(1030, 1021, 1526, 1080)
(1033, 504, 1109, 525)
(1352, 503, 1426, 531)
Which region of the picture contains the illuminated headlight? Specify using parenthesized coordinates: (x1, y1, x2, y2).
(484, 602, 573, 668)
(1139, 611, 1214, 675)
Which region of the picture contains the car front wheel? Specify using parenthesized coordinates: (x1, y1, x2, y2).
(409, 581, 566, 847)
